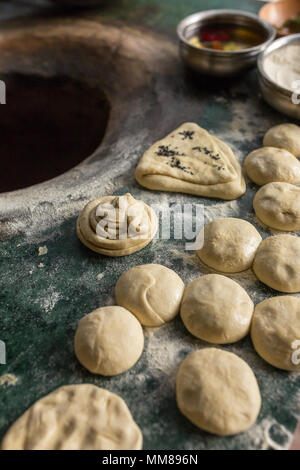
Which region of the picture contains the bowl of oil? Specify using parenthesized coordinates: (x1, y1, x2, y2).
(177, 10, 276, 77)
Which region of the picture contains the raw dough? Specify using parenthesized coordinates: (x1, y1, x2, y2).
(176, 348, 261, 436)
(251, 296, 300, 372)
(1, 384, 142, 450)
(263, 123, 300, 157)
(77, 193, 157, 256)
(74, 306, 144, 375)
(135, 123, 246, 200)
(244, 147, 300, 185)
(115, 264, 185, 327)
(253, 234, 300, 292)
(254, 182, 300, 231)
(180, 274, 254, 344)
(196, 218, 262, 273)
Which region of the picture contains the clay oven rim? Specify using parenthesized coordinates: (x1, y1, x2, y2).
(0, 16, 178, 197)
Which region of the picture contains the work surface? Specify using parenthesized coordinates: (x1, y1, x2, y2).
(0, 0, 299, 450)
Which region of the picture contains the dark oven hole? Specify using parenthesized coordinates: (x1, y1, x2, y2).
(0, 74, 110, 192)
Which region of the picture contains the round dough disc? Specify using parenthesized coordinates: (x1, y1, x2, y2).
(263, 123, 300, 157)
(254, 182, 300, 231)
(251, 296, 300, 372)
(253, 234, 300, 292)
(244, 147, 300, 186)
(1, 384, 143, 450)
(180, 274, 254, 344)
(176, 348, 261, 436)
(115, 264, 185, 327)
(196, 218, 262, 273)
(74, 306, 144, 375)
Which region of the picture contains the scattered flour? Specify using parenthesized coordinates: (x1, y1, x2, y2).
(204, 199, 240, 222)
(145, 323, 197, 376)
(36, 290, 61, 314)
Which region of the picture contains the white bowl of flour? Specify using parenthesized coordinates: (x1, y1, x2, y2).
(258, 34, 300, 119)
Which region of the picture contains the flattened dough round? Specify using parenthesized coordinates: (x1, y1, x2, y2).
(244, 147, 300, 185)
(196, 218, 262, 273)
(135, 122, 246, 200)
(180, 274, 254, 344)
(254, 182, 300, 231)
(251, 296, 300, 371)
(253, 234, 300, 292)
(176, 348, 261, 436)
(115, 264, 185, 327)
(1, 384, 142, 450)
(74, 306, 144, 375)
(263, 123, 300, 157)
(77, 193, 157, 257)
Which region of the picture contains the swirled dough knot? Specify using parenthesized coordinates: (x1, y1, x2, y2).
(77, 193, 157, 256)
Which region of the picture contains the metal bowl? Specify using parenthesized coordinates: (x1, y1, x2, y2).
(49, 0, 106, 5)
(177, 9, 276, 77)
(258, 34, 300, 120)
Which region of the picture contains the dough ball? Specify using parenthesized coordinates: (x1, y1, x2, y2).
(196, 218, 262, 273)
(115, 264, 185, 327)
(244, 147, 300, 186)
(253, 234, 300, 292)
(74, 306, 144, 375)
(180, 274, 254, 344)
(176, 348, 261, 436)
(251, 296, 300, 371)
(1, 384, 142, 450)
(254, 182, 300, 231)
(263, 123, 300, 157)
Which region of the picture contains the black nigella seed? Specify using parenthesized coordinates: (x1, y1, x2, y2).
(179, 130, 195, 140)
(192, 146, 220, 160)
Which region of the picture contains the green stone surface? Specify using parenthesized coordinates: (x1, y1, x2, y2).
(0, 0, 299, 450)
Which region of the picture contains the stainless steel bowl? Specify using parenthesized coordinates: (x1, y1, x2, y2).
(258, 34, 300, 120)
(177, 9, 276, 77)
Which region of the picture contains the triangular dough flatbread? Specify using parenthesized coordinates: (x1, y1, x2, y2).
(135, 123, 246, 200)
